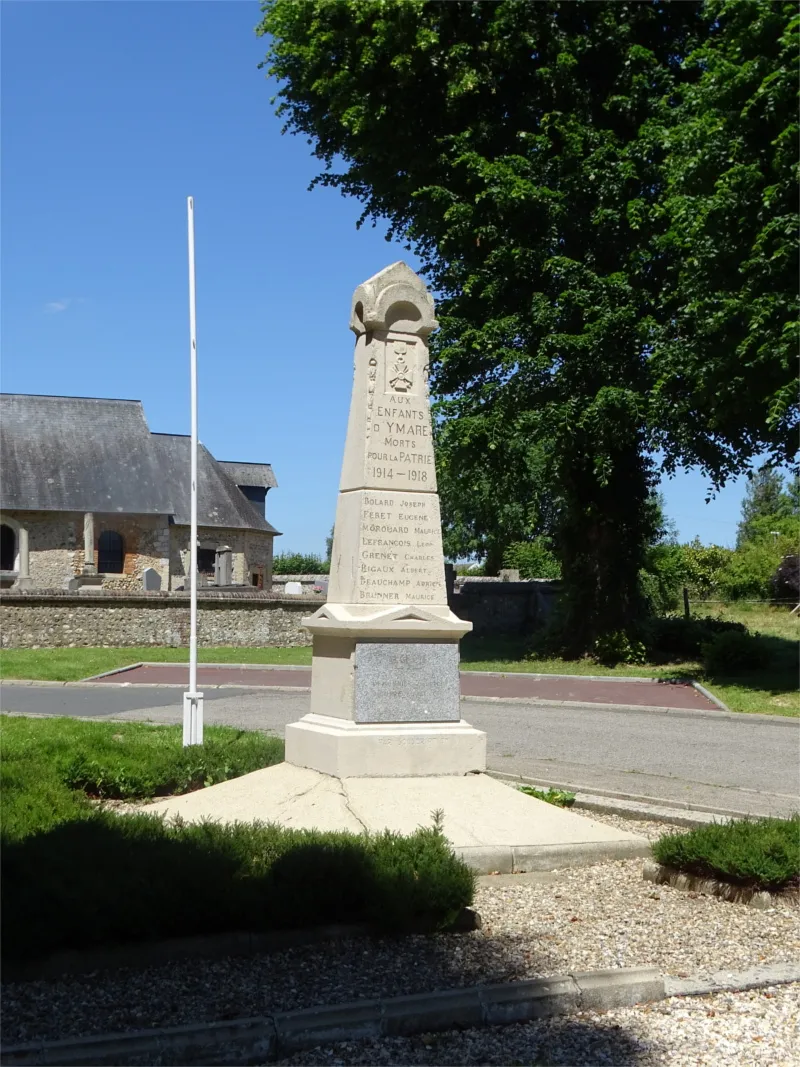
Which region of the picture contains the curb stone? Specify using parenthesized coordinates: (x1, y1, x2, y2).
(487, 770, 789, 822)
(664, 961, 800, 997)
(0, 967, 663, 1066)
(643, 859, 800, 909)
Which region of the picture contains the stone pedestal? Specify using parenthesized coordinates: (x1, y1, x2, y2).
(285, 263, 485, 777)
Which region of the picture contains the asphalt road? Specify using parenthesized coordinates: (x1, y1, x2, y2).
(3, 683, 797, 817)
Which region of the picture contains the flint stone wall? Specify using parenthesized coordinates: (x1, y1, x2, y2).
(0, 581, 559, 649)
(0, 591, 318, 649)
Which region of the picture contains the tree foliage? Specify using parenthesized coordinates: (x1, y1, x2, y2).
(259, 0, 798, 649)
(652, 1, 799, 479)
(737, 464, 798, 546)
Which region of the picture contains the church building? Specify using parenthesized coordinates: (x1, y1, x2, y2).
(0, 393, 280, 591)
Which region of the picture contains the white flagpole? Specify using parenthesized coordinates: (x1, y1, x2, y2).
(183, 196, 203, 746)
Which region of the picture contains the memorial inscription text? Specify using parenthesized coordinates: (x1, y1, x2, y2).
(355, 490, 446, 604)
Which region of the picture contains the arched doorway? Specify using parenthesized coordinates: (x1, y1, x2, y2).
(0, 524, 16, 571)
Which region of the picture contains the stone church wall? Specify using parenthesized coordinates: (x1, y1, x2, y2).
(168, 526, 274, 590)
(1, 511, 273, 592)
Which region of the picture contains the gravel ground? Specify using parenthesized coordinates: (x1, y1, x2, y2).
(4, 812, 798, 1047)
(274, 984, 800, 1067)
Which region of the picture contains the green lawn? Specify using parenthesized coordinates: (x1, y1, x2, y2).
(1, 603, 796, 715)
(0, 644, 312, 681)
(0, 716, 473, 963)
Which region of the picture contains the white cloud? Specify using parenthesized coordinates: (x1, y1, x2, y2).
(44, 298, 71, 314)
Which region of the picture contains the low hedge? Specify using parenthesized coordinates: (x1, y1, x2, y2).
(652, 815, 799, 892)
(1, 812, 475, 962)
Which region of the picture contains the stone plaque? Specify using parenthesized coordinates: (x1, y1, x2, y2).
(353, 642, 460, 723)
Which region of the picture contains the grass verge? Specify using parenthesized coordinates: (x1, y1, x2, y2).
(652, 815, 800, 892)
(0, 645, 312, 682)
(0, 716, 474, 962)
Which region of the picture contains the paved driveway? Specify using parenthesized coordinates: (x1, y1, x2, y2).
(2, 683, 796, 817)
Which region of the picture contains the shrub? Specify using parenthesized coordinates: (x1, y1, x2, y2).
(273, 552, 330, 575)
(643, 616, 747, 660)
(714, 539, 786, 601)
(652, 815, 799, 891)
(503, 539, 561, 580)
(592, 630, 647, 667)
(702, 630, 770, 675)
(678, 540, 734, 599)
(1, 813, 475, 962)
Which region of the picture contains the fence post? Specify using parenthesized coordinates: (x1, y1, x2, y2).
(683, 586, 690, 620)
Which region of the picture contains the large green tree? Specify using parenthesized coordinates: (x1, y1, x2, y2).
(652, 1, 799, 480)
(259, 0, 797, 651)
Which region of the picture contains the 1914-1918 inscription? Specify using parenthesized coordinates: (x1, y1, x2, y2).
(364, 395, 437, 490)
(355, 490, 446, 604)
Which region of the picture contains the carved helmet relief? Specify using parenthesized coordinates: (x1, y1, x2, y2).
(389, 341, 414, 393)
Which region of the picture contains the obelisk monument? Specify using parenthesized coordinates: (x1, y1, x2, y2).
(285, 262, 486, 777)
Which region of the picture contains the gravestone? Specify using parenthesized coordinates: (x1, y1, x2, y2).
(284, 581, 304, 595)
(285, 263, 485, 777)
(214, 546, 232, 587)
(142, 567, 162, 591)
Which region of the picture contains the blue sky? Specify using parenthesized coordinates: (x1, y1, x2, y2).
(2, 1, 753, 553)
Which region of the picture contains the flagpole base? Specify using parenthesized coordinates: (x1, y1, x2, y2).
(183, 692, 204, 746)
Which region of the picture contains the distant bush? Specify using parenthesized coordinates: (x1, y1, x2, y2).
(702, 630, 770, 675)
(503, 538, 561, 580)
(454, 562, 486, 576)
(640, 543, 686, 614)
(273, 552, 330, 575)
(652, 815, 799, 891)
(679, 540, 734, 599)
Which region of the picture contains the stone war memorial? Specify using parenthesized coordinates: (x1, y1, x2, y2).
(150, 264, 644, 872)
(286, 261, 485, 778)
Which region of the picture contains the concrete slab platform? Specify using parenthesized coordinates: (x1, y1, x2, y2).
(146, 764, 649, 873)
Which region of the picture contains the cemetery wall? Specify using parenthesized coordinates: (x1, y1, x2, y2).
(0, 582, 560, 648)
(0, 591, 316, 648)
(450, 579, 561, 636)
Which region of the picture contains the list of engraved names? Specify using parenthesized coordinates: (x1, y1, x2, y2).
(356, 491, 446, 603)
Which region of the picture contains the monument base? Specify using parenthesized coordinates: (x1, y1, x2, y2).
(146, 764, 650, 874)
(285, 714, 486, 778)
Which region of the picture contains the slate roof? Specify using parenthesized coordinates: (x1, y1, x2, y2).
(218, 461, 277, 490)
(0, 394, 174, 514)
(150, 435, 279, 533)
(0, 394, 279, 533)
